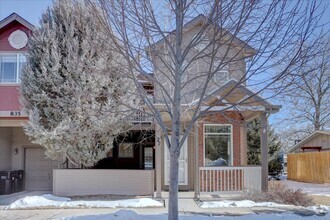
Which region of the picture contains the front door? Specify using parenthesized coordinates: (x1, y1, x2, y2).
(25, 148, 58, 191)
(143, 146, 154, 170)
(164, 136, 188, 185)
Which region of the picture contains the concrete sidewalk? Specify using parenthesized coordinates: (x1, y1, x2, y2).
(0, 191, 318, 220)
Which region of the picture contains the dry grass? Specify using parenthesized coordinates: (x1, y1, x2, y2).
(310, 195, 330, 206)
(239, 181, 315, 207)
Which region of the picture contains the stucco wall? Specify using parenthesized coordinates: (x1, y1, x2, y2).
(11, 127, 38, 170)
(53, 169, 155, 196)
(0, 127, 12, 170)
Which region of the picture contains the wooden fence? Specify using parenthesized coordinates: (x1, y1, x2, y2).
(287, 152, 330, 184)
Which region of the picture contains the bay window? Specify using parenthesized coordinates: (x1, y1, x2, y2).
(0, 53, 26, 83)
(204, 124, 232, 166)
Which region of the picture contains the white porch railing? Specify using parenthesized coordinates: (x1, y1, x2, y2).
(199, 166, 261, 193)
(128, 111, 154, 124)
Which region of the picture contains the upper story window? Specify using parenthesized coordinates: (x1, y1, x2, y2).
(212, 61, 229, 83)
(0, 53, 26, 83)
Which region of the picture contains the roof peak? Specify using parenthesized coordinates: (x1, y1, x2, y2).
(0, 13, 34, 30)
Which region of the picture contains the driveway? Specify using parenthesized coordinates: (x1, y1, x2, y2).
(280, 176, 330, 196)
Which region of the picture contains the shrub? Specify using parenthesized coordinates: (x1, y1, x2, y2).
(240, 181, 315, 207)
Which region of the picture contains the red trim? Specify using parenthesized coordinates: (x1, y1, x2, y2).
(301, 146, 322, 152)
(0, 117, 28, 120)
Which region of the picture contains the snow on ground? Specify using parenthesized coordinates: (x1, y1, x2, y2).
(279, 176, 330, 196)
(200, 200, 289, 208)
(64, 210, 330, 220)
(200, 200, 329, 216)
(6, 194, 163, 209)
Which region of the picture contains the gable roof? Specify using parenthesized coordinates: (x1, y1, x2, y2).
(196, 79, 281, 113)
(151, 14, 256, 57)
(288, 130, 330, 153)
(0, 13, 34, 30)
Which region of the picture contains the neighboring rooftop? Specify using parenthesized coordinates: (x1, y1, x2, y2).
(0, 12, 34, 30)
(288, 130, 330, 153)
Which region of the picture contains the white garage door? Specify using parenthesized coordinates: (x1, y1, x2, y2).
(25, 148, 58, 191)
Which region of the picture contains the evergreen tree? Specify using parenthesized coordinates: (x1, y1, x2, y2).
(247, 118, 283, 177)
(20, 0, 138, 167)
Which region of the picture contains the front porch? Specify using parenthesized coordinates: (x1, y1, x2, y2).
(52, 166, 261, 197)
(199, 166, 261, 194)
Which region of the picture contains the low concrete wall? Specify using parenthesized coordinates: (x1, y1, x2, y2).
(53, 169, 154, 196)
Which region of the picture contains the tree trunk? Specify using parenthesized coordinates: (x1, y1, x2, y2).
(168, 149, 180, 220)
(168, 0, 183, 219)
(314, 107, 321, 130)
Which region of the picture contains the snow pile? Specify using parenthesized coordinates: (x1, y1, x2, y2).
(65, 210, 330, 220)
(42, 194, 71, 202)
(200, 200, 289, 208)
(307, 205, 329, 215)
(7, 194, 163, 209)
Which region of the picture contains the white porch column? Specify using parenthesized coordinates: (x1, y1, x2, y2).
(194, 122, 200, 198)
(155, 124, 162, 198)
(260, 112, 268, 192)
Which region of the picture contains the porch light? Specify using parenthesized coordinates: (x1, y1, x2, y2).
(14, 148, 18, 155)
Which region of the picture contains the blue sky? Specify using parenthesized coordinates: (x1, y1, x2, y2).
(0, 0, 53, 25)
(1, 0, 330, 27)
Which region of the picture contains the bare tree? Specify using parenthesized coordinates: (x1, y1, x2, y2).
(88, 0, 324, 219)
(272, 37, 330, 150)
(277, 37, 330, 137)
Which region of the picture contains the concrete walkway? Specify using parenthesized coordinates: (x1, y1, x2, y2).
(0, 191, 320, 220)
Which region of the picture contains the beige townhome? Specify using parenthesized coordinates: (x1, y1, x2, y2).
(0, 14, 280, 197)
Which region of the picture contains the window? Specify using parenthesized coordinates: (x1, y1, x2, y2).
(0, 53, 26, 83)
(212, 61, 229, 83)
(192, 33, 208, 51)
(204, 124, 232, 166)
(118, 143, 134, 158)
(107, 149, 113, 158)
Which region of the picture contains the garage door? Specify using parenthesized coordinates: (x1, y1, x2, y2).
(25, 148, 58, 191)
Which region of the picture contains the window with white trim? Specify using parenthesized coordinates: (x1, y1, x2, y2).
(212, 61, 229, 83)
(204, 124, 232, 166)
(0, 53, 26, 83)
